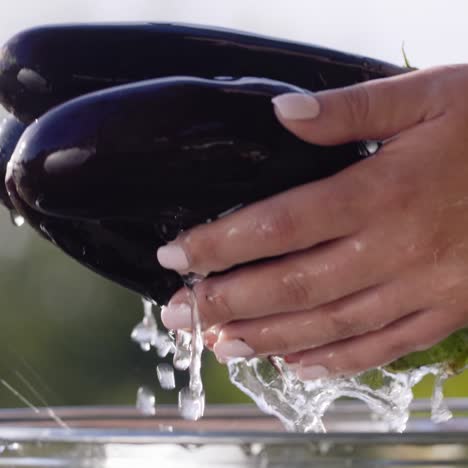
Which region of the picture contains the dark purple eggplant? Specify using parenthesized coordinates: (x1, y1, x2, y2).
(0, 115, 26, 210)
(0, 23, 404, 124)
(7, 76, 369, 303)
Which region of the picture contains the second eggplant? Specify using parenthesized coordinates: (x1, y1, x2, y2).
(7, 76, 369, 303)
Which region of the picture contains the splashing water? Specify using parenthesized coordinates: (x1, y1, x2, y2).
(130, 289, 462, 430)
(131, 298, 175, 355)
(227, 357, 461, 432)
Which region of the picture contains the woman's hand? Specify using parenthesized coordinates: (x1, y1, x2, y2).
(157, 65, 468, 380)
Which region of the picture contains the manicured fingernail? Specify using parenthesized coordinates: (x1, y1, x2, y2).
(213, 339, 254, 361)
(161, 303, 192, 330)
(157, 243, 189, 271)
(272, 93, 320, 120)
(203, 326, 220, 350)
(298, 365, 329, 381)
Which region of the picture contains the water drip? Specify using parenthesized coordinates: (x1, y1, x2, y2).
(157, 363, 176, 390)
(10, 210, 24, 227)
(136, 386, 156, 416)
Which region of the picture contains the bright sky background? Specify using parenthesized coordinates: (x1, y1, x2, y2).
(0, 0, 467, 70)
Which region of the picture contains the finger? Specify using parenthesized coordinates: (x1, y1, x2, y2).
(213, 272, 433, 359)
(272, 67, 447, 146)
(203, 325, 221, 350)
(162, 224, 414, 331)
(295, 307, 466, 379)
(156, 153, 384, 275)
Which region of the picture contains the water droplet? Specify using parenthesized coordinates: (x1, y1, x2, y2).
(178, 386, 205, 421)
(131, 299, 158, 352)
(173, 330, 191, 371)
(131, 316, 158, 352)
(364, 140, 380, 155)
(157, 363, 176, 390)
(155, 333, 175, 358)
(6, 442, 21, 452)
(10, 210, 24, 227)
(136, 386, 156, 416)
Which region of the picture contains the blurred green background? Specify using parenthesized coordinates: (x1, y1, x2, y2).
(0, 0, 467, 412)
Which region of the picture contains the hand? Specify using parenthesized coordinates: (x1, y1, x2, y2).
(157, 65, 468, 380)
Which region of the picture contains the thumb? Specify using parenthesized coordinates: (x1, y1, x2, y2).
(272, 68, 442, 145)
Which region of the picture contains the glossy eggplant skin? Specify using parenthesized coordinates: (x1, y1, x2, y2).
(8, 77, 368, 303)
(0, 23, 405, 124)
(0, 115, 26, 209)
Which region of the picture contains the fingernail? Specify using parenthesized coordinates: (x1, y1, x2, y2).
(298, 364, 329, 381)
(272, 93, 320, 120)
(161, 303, 192, 330)
(203, 325, 220, 350)
(157, 243, 189, 271)
(214, 339, 255, 361)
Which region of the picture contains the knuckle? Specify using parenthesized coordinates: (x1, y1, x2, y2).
(181, 227, 222, 272)
(256, 202, 297, 246)
(193, 281, 233, 327)
(324, 306, 361, 340)
(279, 271, 312, 308)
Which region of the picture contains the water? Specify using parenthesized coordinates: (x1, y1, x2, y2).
(178, 386, 206, 421)
(131, 298, 175, 356)
(10, 210, 24, 227)
(228, 357, 462, 433)
(134, 289, 461, 430)
(178, 273, 206, 421)
(430, 369, 453, 423)
(132, 275, 205, 421)
(136, 386, 156, 416)
(156, 363, 176, 390)
(172, 330, 192, 371)
(130, 299, 158, 352)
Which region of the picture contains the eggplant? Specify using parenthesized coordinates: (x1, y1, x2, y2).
(0, 23, 404, 124)
(7, 76, 369, 303)
(1, 23, 405, 302)
(0, 115, 26, 210)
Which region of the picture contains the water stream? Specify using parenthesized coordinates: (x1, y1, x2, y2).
(132, 279, 206, 421)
